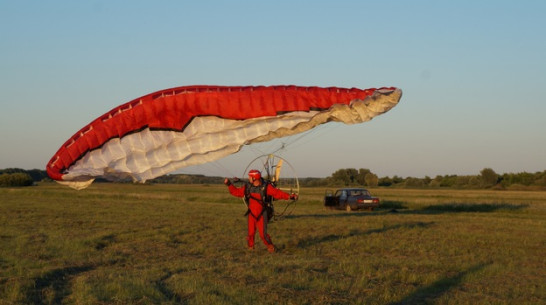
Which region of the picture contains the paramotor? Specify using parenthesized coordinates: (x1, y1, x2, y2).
(242, 154, 299, 220)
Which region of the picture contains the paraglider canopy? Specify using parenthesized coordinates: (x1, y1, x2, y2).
(46, 85, 402, 189)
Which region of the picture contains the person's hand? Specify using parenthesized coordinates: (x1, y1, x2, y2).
(290, 193, 298, 200)
(224, 178, 231, 186)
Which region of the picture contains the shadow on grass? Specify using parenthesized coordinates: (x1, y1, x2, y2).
(88, 233, 117, 250)
(285, 207, 398, 220)
(155, 269, 188, 304)
(421, 202, 528, 213)
(28, 265, 95, 305)
(379, 200, 408, 210)
(296, 222, 435, 248)
(388, 263, 490, 305)
(289, 202, 528, 219)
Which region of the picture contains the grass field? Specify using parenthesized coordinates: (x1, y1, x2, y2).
(1, 183, 545, 304)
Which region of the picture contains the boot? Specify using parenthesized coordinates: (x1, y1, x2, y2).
(267, 244, 276, 253)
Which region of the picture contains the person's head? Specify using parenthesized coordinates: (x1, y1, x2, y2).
(248, 169, 261, 184)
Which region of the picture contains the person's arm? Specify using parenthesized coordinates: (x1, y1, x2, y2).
(266, 184, 297, 200)
(224, 178, 245, 198)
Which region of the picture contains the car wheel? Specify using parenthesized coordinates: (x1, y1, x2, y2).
(345, 204, 352, 212)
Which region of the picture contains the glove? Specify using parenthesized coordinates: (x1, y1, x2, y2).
(290, 193, 298, 201)
(224, 178, 231, 186)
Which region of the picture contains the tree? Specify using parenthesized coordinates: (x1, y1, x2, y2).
(405, 177, 424, 188)
(480, 168, 499, 187)
(535, 172, 546, 187)
(378, 176, 393, 187)
(423, 176, 432, 185)
(356, 168, 371, 185)
(439, 175, 457, 187)
(346, 168, 358, 184)
(392, 175, 404, 185)
(364, 172, 378, 187)
(331, 169, 351, 185)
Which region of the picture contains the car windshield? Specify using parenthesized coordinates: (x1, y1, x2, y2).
(350, 190, 370, 196)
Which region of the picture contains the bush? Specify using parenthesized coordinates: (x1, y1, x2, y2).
(0, 173, 34, 187)
(405, 177, 425, 188)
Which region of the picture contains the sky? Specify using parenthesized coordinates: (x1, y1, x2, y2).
(1, 0, 545, 179)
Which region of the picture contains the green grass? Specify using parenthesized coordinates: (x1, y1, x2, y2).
(1, 183, 545, 304)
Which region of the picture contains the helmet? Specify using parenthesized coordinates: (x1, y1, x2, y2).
(248, 169, 261, 180)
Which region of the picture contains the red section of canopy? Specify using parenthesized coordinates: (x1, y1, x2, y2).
(46, 85, 392, 181)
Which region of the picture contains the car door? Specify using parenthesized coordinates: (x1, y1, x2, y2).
(338, 190, 348, 207)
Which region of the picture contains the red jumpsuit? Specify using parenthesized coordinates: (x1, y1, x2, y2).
(228, 182, 290, 249)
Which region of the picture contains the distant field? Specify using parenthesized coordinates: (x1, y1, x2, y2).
(1, 183, 545, 304)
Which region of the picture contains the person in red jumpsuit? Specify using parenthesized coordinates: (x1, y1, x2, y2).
(224, 169, 297, 253)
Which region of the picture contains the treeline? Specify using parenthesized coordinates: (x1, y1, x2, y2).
(150, 174, 224, 185)
(316, 168, 546, 190)
(150, 167, 546, 190)
(0, 168, 48, 187)
(1, 168, 546, 190)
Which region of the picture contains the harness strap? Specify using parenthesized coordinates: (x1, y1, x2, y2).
(244, 181, 272, 221)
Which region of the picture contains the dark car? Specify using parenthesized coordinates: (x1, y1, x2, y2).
(324, 188, 380, 211)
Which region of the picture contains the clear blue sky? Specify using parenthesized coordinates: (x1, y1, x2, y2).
(1, 1, 545, 178)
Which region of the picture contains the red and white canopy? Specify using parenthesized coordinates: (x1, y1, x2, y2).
(46, 85, 402, 189)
